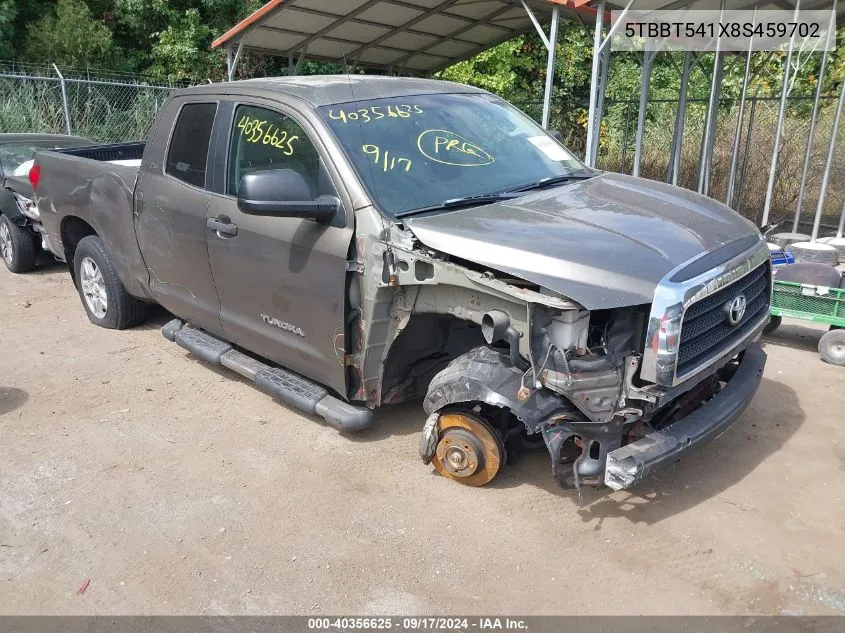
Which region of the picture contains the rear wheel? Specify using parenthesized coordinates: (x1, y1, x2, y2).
(0, 214, 38, 273)
(819, 330, 845, 366)
(73, 235, 146, 329)
(431, 410, 505, 487)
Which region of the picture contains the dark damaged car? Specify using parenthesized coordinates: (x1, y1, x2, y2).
(0, 133, 93, 273)
(30, 77, 770, 495)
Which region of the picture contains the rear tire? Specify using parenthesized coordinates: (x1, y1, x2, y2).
(819, 330, 845, 366)
(73, 235, 146, 329)
(763, 315, 782, 335)
(0, 214, 38, 273)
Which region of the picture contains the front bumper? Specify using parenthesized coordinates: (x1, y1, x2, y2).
(604, 342, 766, 490)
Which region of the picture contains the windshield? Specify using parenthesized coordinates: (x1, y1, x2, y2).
(318, 93, 591, 217)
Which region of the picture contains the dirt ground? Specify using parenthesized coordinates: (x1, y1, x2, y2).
(1, 261, 844, 616)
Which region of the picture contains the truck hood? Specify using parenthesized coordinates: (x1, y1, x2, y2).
(404, 172, 760, 310)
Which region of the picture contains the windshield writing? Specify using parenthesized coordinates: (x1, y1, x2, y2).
(318, 93, 588, 217)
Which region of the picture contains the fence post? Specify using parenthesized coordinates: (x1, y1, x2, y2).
(53, 64, 72, 135)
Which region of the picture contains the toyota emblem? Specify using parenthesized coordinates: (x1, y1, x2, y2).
(726, 294, 747, 326)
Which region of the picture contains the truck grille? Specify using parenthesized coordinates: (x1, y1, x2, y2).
(676, 263, 770, 376)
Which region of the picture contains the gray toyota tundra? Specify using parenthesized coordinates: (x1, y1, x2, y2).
(31, 76, 770, 495)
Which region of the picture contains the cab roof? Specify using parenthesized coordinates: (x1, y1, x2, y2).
(173, 75, 487, 107)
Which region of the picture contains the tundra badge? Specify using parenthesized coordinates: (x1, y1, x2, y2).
(261, 314, 305, 337)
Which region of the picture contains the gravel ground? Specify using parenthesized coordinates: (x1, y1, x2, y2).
(1, 262, 844, 615)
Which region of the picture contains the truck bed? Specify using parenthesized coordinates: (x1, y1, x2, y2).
(59, 141, 145, 163)
(33, 142, 152, 301)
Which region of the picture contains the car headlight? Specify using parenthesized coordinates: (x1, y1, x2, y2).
(15, 193, 40, 220)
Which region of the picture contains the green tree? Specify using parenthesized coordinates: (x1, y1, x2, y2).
(0, 0, 17, 60)
(25, 0, 118, 68)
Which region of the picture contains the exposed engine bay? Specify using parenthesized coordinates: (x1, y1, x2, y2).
(360, 223, 769, 496)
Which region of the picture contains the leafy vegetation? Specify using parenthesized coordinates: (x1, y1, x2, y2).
(1, 1, 842, 221)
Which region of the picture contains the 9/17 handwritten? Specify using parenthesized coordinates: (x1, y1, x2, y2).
(362, 144, 412, 173)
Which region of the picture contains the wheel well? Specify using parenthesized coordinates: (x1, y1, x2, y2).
(380, 314, 485, 405)
(61, 216, 96, 277)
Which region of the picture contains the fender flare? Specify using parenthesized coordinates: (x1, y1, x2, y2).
(423, 345, 570, 434)
(0, 188, 25, 224)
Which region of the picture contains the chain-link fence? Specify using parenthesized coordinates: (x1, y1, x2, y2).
(514, 92, 844, 227)
(0, 61, 181, 142)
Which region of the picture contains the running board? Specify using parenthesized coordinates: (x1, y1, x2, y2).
(163, 319, 373, 432)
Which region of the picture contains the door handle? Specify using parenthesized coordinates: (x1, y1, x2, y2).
(207, 217, 238, 236)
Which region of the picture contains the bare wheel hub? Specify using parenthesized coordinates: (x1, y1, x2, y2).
(437, 428, 484, 477)
(431, 412, 504, 487)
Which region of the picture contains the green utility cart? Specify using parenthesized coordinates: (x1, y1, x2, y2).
(768, 280, 845, 366)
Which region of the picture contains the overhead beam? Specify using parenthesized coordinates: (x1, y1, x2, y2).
(257, 24, 452, 60)
(344, 0, 464, 61)
(283, 5, 479, 47)
(282, 0, 385, 57)
(379, 0, 511, 32)
(389, 4, 517, 67)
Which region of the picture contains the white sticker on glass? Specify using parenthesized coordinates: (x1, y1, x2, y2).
(528, 135, 574, 162)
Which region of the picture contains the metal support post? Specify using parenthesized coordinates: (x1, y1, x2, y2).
(762, 0, 801, 226)
(736, 96, 757, 216)
(793, 5, 834, 231)
(698, 53, 723, 196)
(632, 49, 656, 178)
(585, 1, 604, 163)
(541, 6, 560, 129)
(811, 77, 845, 241)
(53, 64, 72, 135)
(668, 51, 692, 185)
(227, 40, 244, 81)
(697, 0, 725, 194)
(726, 9, 757, 207)
(591, 43, 611, 166)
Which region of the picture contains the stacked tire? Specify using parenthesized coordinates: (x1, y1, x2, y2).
(817, 236, 845, 265)
(788, 241, 840, 266)
(770, 232, 810, 249)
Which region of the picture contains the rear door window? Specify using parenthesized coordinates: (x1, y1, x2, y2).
(166, 102, 217, 188)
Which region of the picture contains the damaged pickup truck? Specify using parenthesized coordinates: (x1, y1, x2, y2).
(31, 77, 770, 493)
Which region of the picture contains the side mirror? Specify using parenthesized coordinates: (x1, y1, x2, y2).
(237, 168, 338, 222)
(549, 130, 563, 142)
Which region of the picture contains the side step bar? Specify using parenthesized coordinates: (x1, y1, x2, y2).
(162, 319, 373, 432)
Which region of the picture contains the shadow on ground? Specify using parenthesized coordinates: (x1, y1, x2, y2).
(0, 386, 28, 416)
(485, 376, 804, 525)
(763, 323, 826, 354)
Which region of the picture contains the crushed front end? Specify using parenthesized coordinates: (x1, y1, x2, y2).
(419, 238, 771, 493)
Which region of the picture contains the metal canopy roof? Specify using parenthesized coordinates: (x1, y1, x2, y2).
(211, 0, 595, 74)
(212, 1, 842, 74)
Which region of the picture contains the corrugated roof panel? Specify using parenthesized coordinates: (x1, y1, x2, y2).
(411, 13, 473, 35)
(355, 3, 423, 27)
(329, 20, 392, 43)
(425, 39, 477, 59)
(460, 23, 519, 44)
(445, 0, 509, 20)
(307, 38, 362, 58)
(357, 47, 405, 66)
(298, 0, 371, 14)
(248, 29, 306, 51)
(407, 0, 454, 9)
(404, 53, 449, 71)
(263, 8, 335, 33)
(379, 31, 440, 51)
